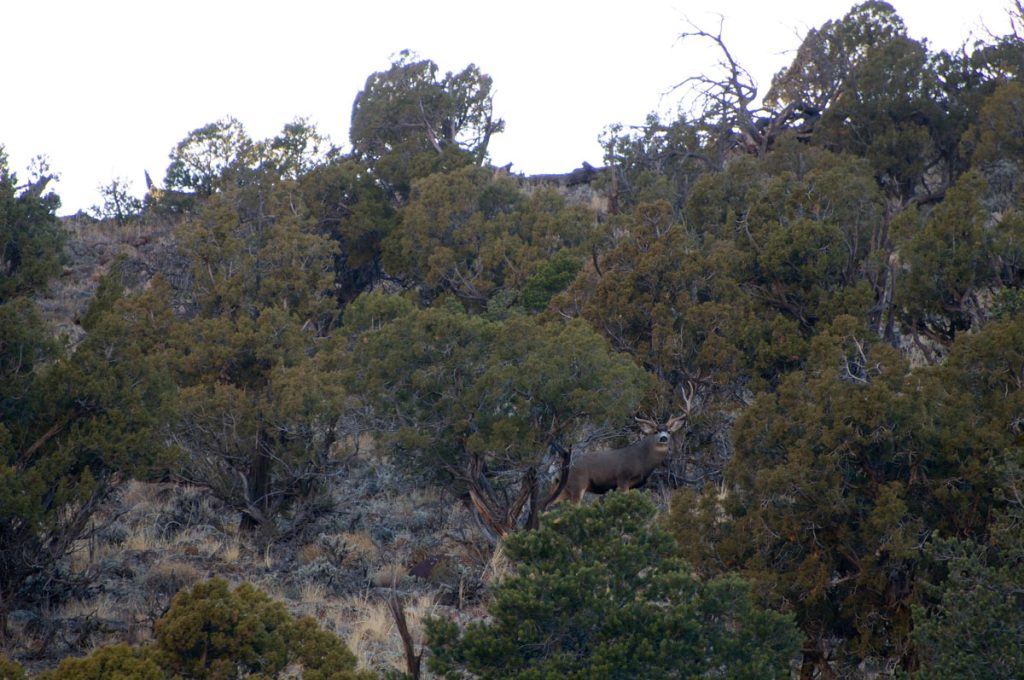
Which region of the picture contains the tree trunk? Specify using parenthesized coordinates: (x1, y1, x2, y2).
(799, 644, 836, 680)
(388, 591, 423, 679)
(240, 427, 273, 533)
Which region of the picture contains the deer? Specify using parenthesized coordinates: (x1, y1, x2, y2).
(546, 382, 697, 506)
(547, 415, 686, 505)
(546, 422, 687, 505)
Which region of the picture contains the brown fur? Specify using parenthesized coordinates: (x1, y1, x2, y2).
(550, 416, 686, 504)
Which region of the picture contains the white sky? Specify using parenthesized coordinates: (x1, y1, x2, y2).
(2, 0, 1017, 214)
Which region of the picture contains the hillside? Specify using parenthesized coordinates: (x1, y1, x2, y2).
(3, 3, 1024, 678)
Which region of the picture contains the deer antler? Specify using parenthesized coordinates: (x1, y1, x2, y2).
(680, 380, 698, 416)
(663, 381, 701, 432)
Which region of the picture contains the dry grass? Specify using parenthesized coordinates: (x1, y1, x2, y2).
(406, 486, 444, 505)
(119, 481, 189, 553)
(481, 542, 513, 586)
(187, 531, 224, 558)
(336, 592, 437, 674)
(121, 480, 165, 514)
(370, 564, 407, 588)
(67, 212, 172, 250)
(216, 539, 242, 563)
(68, 537, 104, 573)
(332, 431, 379, 460)
(341, 595, 395, 671)
(298, 542, 324, 565)
(336, 532, 378, 566)
(68, 482, 181, 568)
(395, 593, 436, 642)
(143, 561, 201, 595)
(355, 601, 394, 641)
(138, 561, 201, 622)
(59, 594, 119, 622)
(299, 582, 328, 605)
(124, 524, 161, 552)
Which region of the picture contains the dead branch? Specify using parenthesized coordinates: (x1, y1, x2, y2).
(541, 440, 573, 509)
(388, 591, 423, 680)
(671, 17, 818, 157)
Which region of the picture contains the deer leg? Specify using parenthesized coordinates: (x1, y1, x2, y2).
(554, 486, 574, 506)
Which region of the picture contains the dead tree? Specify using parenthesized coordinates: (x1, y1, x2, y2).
(672, 17, 820, 161)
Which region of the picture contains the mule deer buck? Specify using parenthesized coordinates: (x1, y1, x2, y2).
(547, 413, 688, 505)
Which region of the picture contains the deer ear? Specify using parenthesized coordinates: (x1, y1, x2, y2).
(666, 414, 687, 433)
(635, 417, 658, 434)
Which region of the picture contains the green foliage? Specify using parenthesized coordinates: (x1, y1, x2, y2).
(520, 249, 581, 312)
(265, 116, 334, 180)
(0, 298, 58, 424)
(558, 199, 758, 402)
(338, 289, 414, 335)
(893, 171, 997, 341)
(335, 300, 649, 480)
(299, 157, 395, 304)
(427, 491, 800, 679)
(911, 447, 1024, 678)
(153, 579, 365, 679)
(0, 150, 68, 639)
(992, 288, 1024, 320)
(912, 525, 1024, 679)
(600, 113, 707, 215)
(161, 116, 385, 306)
(0, 158, 172, 640)
(806, 8, 939, 198)
(37, 645, 163, 680)
(0, 149, 64, 300)
(764, 1, 1022, 198)
(557, 140, 883, 413)
(34, 580, 374, 679)
(942, 316, 1024, 457)
(170, 171, 341, 534)
(178, 178, 337, 331)
(91, 177, 144, 225)
(333, 296, 649, 535)
(164, 116, 255, 196)
(160, 117, 337, 214)
(765, 1, 907, 115)
(6, 9, 1024, 676)
(79, 255, 129, 332)
(1, 265, 174, 637)
(350, 51, 503, 199)
(384, 166, 593, 306)
(668, 315, 1023, 673)
(731, 141, 883, 317)
(0, 657, 25, 680)
(962, 80, 1024, 169)
(687, 140, 882, 326)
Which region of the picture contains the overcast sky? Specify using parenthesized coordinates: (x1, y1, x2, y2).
(3, 0, 1017, 214)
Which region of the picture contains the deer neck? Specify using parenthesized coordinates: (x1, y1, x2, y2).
(641, 434, 671, 465)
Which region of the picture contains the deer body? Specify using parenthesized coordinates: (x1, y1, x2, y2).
(552, 416, 686, 504)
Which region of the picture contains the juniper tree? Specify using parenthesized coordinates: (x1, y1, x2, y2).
(427, 491, 800, 679)
(169, 166, 341, 537)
